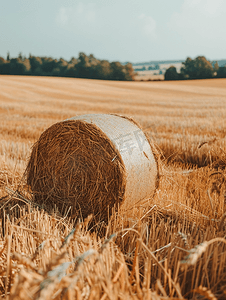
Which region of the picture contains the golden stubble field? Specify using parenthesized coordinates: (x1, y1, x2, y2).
(0, 75, 226, 299)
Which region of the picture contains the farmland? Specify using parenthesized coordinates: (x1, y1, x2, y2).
(1, 75, 226, 299)
(133, 60, 183, 81)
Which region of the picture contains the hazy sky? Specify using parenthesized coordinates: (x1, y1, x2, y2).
(1, 0, 226, 63)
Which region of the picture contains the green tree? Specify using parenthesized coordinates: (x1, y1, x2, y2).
(0, 52, 135, 80)
(0, 63, 10, 74)
(65, 64, 78, 77)
(33, 66, 43, 75)
(52, 67, 61, 76)
(69, 57, 77, 65)
(41, 57, 58, 74)
(22, 58, 31, 73)
(95, 60, 111, 79)
(164, 66, 179, 80)
(88, 54, 100, 78)
(76, 52, 91, 78)
(58, 58, 68, 68)
(214, 61, 219, 72)
(56, 58, 68, 76)
(194, 56, 214, 78)
(180, 57, 196, 78)
(124, 63, 135, 81)
(181, 56, 214, 79)
(0, 57, 10, 74)
(10, 58, 30, 75)
(29, 56, 42, 73)
(217, 66, 226, 78)
(109, 62, 126, 80)
(64, 57, 78, 77)
(0, 57, 6, 64)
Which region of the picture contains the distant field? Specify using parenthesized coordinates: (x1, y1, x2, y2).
(134, 62, 183, 80)
(1, 75, 226, 299)
(1, 75, 226, 182)
(0, 75, 225, 147)
(134, 72, 164, 81)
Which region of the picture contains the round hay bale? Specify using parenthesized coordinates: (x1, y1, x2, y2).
(26, 114, 159, 223)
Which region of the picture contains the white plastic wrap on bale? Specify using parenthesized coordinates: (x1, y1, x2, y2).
(67, 114, 158, 211)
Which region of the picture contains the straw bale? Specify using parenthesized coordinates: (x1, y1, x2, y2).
(26, 114, 158, 224)
(26, 120, 125, 223)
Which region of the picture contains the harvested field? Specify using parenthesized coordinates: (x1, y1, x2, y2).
(0, 75, 226, 299)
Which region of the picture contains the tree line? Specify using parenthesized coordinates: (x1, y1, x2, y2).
(0, 52, 135, 81)
(1, 52, 225, 81)
(164, 56, 226, 80)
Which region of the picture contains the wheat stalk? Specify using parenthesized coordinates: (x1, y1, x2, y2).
(180, 237, 226, 266)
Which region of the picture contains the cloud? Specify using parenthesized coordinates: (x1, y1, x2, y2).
(56, 7, 68, 26)
(183, 0, 223, 16)
(56, 3, 96, 27)
(138, 14, 156, 38)
(77, 2, 84, 15)
(76, 2, 96, 22)
(169, 0, 226, 37)
(167, 0, 226, 58)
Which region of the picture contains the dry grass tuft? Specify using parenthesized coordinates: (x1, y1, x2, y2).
(1, 202, 226, 299)
(0, 209, 153, 300)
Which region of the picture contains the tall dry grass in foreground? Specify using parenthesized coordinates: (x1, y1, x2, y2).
(0, 198, 225, 300)
(0, 76, 226, 299)
(1, 143, 226, 299)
